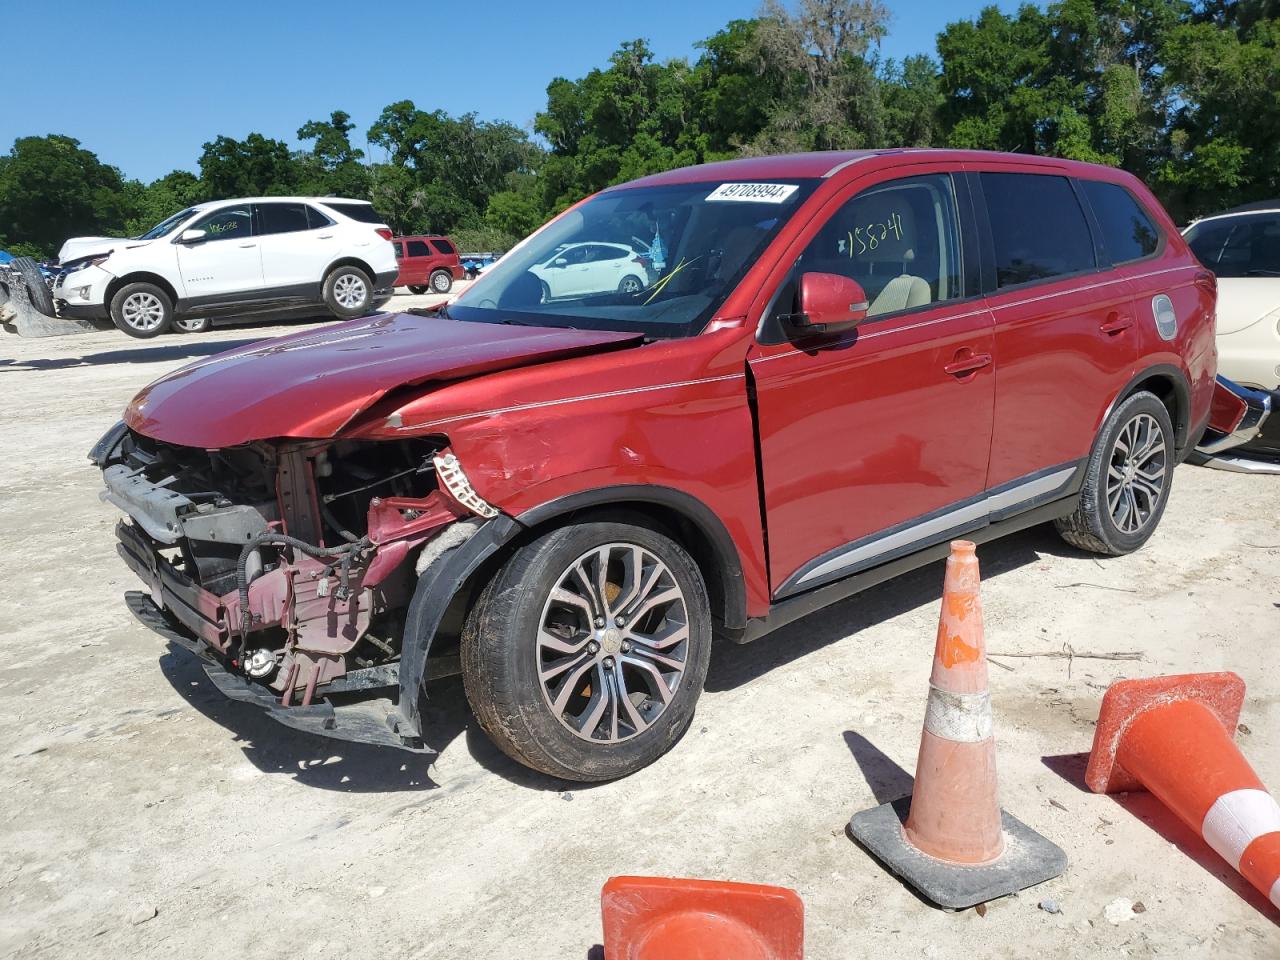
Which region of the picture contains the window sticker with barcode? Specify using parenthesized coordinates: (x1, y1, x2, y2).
(705, 183, 799, 203)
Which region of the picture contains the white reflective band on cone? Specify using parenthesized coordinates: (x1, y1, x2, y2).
(923, 686, 993, 742)
(1272, 876, 1280, 910)
(1200, 789, 1280, 868)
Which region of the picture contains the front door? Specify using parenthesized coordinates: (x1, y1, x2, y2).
(175, 203, 263, 300)
(749, 171, 997, 599)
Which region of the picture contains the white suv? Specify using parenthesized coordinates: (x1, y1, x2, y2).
(52, 197, 398, 338)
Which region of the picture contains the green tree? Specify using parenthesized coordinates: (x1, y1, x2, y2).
(0, 134, 132, 257)
(198, 133, 303, 199)
(297, 110, 370, 198)
(122, 170, 205, 236)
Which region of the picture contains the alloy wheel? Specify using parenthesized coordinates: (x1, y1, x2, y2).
(620, 276, 642, 294)
(121, 292, 165, 332)
(333, 274, 367, 310)
(1106, 412, 1167, 534)
(432, 272, 450, 292)
(537, 543, 690, 743)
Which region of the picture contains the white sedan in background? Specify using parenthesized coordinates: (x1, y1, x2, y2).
(1183, 202, 1280, 390)
(528, 242, 648, 300)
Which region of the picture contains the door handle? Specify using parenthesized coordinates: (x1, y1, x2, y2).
(239, 243, 258, 249)
(943, 352, 993, 377)
(317, 234, 334, 239)
(1100, 313, 1133, 335)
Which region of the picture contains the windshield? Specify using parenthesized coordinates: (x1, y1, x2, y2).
(1184, 213, 1280, 278)
(449, 179, 818, 338)
(135, 208, 198, 241)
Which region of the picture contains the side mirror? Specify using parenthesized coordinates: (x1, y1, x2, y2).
(788, 272, 869, 336)
(178, 228, 207, 244)
(553, 257, 568, 268)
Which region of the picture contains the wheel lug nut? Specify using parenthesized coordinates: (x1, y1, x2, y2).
(616, 616, 626, 626)
(594, 617, 605, 627)
(603, 656, 614, 668)
(621, 641, 631, 653)
(587, 641, 599, 653)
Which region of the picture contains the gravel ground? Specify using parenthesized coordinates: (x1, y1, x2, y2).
(1, 309, 1277, 958)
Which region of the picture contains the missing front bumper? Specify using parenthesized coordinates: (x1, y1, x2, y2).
(125, 590, 430, 754)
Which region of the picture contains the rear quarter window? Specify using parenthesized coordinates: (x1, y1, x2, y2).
(406, 240, 433, 257)
(981, 172, 1097, 288)
(1080, 180, 1161, 263)
(323, 202, 384, 224)
(431, 238, 456, 255)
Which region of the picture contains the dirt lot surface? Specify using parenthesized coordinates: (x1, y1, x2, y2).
(2, 307, 1277, 958)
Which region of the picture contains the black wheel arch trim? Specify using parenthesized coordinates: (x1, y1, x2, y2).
(513, 484, 749, 633)
(1104, 363, 1192, 454)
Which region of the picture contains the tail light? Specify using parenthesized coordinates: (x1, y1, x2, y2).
(633, 256, 650, 267)
(375, 228, 393, 241)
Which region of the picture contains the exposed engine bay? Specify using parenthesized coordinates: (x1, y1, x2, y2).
(93, 421, 488, 720)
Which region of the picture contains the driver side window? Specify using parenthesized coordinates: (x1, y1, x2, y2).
(192, 206, 253, 242)
(798, 174, 963, 320)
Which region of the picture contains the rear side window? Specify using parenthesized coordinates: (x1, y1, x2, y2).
(981, 173, 1096, 287)
(406, 240, 433, 257)
(306, 205, 333, 230)
(323, 202, 383, 224)
(1184, 214, 1280, 278)
(431, 237, 456, 255)
(1081, 180, 1160, 263)
(257, 203, 311, 235)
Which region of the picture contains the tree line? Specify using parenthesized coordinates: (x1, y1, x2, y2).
(2, 0, 1278, 259)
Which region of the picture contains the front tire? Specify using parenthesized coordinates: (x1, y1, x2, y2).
(430, 269, 453, 294)
(461, 521, 712, 782)
(323, 265, 372, 318)
(110, 282, 172, 338)
(12, 257, 55, 316)
(1054, 391, 1174, 555)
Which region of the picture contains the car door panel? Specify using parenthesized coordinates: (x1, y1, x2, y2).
(746, 168, 996, 599)
(969, 168, 1139, 488)
(174, 204, 263, 300)
(256, 203, 334, 292)
(750, 305, 996, 596)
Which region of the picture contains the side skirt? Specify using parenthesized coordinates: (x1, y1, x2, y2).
(737, 495, 1078, 644)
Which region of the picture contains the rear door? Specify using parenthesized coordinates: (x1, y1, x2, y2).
(972, 169, 1138, 494)
(174, 203, 263, 299)
(748, 169, 997, 598)
(403, 239, 436, 285)
(256, 202, 336, 291)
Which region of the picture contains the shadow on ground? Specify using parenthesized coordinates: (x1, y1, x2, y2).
(706, 523, 1066, 693)
(156, 522, 1085, 796)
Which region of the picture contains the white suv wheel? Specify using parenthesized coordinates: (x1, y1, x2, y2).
(333, 274, 367, 309)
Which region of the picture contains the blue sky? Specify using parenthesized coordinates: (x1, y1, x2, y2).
(4, 0, 1017, 183)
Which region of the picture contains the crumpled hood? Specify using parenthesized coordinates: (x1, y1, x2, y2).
(58, 236, 144, 263)
(125, 311, 643, 448)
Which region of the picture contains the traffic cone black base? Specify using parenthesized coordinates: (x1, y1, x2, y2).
(849, 797, 1067, 910)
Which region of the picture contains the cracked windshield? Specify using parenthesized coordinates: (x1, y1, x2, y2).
(449, 179, 817, 337)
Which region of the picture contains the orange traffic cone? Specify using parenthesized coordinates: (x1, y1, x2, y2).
(601, 876, 803, 959)
(1086, 672, 1279, 914)
(848, 540, 1066, 909)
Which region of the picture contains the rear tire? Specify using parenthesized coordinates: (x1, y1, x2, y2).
(12, 257, 55, 316)
(408, 284, 429, 295)
(322, 265, 373, 319)
(430, 269, 453, 294)
(461, 521, 712, 782)
(109, 282, 173, 338)
(173, 315, 211, 334)
(619, 274, 643, 294)
(1054, 391, 1174, 555)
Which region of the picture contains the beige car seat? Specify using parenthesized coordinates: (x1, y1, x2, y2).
(869, 271, 932, 315)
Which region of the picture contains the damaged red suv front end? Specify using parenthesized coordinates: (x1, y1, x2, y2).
(92, 311, 641, 750)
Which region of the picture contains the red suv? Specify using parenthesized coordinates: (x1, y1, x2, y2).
(93, 150, 1217, 781)
(392, 234, 464, 294)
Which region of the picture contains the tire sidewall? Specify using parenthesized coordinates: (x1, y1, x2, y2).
(173, 315, 211, 334)
(324, 266, 372, 318)
(470, 522, 712, 781)
(110, 282, 172, 338)
(1084, 391, 1175, 553)
(619, 274, 643, 294)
